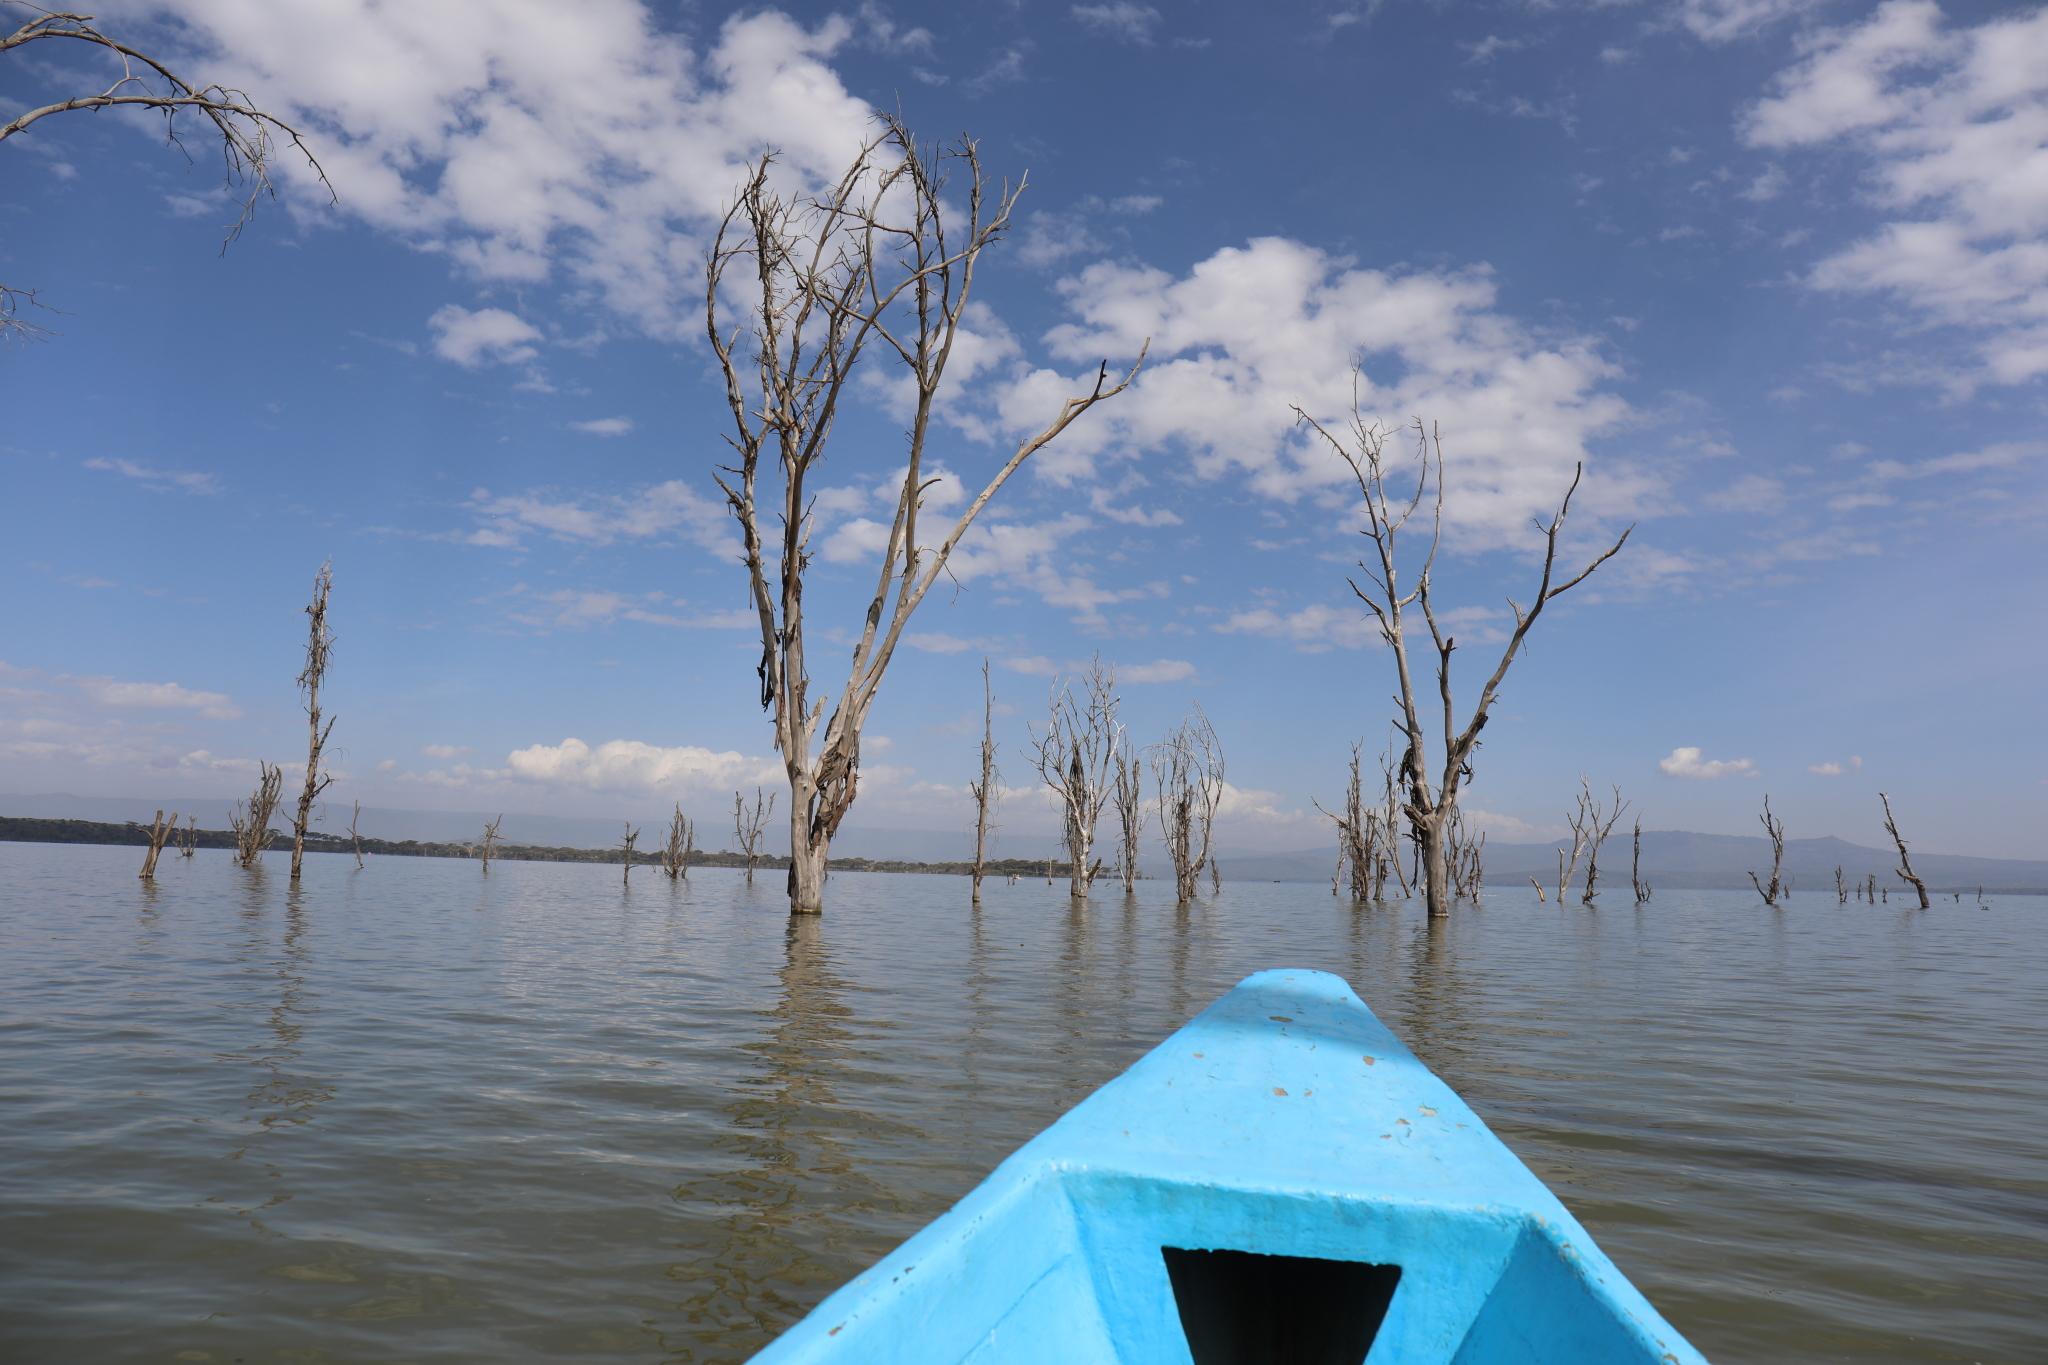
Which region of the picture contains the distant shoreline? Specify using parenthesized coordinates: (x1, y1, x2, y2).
(0, 816, 1060, 879)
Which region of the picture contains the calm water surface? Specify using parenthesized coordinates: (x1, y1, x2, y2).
(2, 841, 2043, 1365)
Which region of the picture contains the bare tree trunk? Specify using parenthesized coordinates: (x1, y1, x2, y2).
(662, 805, 694, 880)
(139, 809, 178, 879)
(348, 802, 364, 868)
(289, 562, 337, 882)
(230, 763, 283, 868)
(618, 823, 640, 887)
(708, 121, 1142, 916)
(1111, 743, 1144, 895)
(1315, 743, 1376, 901)
(970, 660, 1001, 903)
(1879, 792, 1932, 909)
(1579, 783, 1629, 905)
(1296, 405, 1631, 918)
(480, 814, 502, 873)
(733, 788, 774, 885)
(1748, 795, 1786, 905)
(181, 814, 197, 860)
(1033, 661, 1121, 900)
(1632, 820, 1651, 904)
(1151, 705, 1224, 903)
(1530, 876, 1547, 903)
(1835, 865, 1846, 905)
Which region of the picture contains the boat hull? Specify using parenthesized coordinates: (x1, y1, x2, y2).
(749, 969, 1709, 1365)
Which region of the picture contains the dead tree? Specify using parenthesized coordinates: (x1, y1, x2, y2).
(1632, 820, 1651, 904)
(1748, 795, 1786, 905)
(1879, 792, 1932, 909)
(348, 801, 364, 869)
(1834, 865, 1846, 905)
(480, 814, 502, 873)
(618, 823, 640, 886)
(733, 787, 775, 885)
(1556, 783, 1596, 905)
(180, 813, 197, 860)
(288, 561, 336, 882)
(229, 762, 283, 867)
(1152, 705, 1225, 904)
(138, 808, 178, 879)
(1445, 806, 1486, 900)
(1378, 744, 1409, 899)
(1529, 876, 1546, 903)
(1110, 742, 1146, 895)
(1295, 402, 1631, 917)
(1032, 661, 1122, 899)
(662, 805, 695, 880)
(708, 119, 1142, 916)
(970, 660, 1001, 903)
(0, 3, 332, 342)
(1579, 783, 1629, 905)
(1315, 742, 1385, 902)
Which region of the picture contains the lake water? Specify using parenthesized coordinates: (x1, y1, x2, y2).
(2, 840, 2043, 1365)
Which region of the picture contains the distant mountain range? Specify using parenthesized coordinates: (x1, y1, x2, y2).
(5, 792, 2042, 892)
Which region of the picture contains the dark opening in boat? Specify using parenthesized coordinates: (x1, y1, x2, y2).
(1162, 1246, 1402, 1365)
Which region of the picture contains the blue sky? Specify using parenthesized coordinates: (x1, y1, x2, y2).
(3, 0, 2043, 857)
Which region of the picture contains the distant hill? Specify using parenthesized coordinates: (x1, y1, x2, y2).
(1217, 830, 2048, 893)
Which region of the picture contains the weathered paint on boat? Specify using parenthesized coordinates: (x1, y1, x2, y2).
(750, 969, 1710, 1365)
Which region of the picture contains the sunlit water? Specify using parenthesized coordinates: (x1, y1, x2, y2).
(2, 840, 2043, 1365)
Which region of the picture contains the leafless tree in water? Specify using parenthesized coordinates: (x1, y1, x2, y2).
(732, 788, 775, 885)
(1445, 806, 1486, 900)
(480, 814, 502, 873)
(1152, 705, 1224, 904)
(1834, 865, 1846, 905)
(1878, 792, 1931, 909)
(708, 119, 1142, 915)
(1577, 783, 1629, 905)
(618, 823, 640, 887)
(970, 660, 1001, 903)
(288, 561, 336, 882)
(138, 808, 178, 879)
(0, 2, 333, 342)
(230, 762, 282, 867)
(348, 801, 364, 869)
(1748, 795, 1786, 906)
(662, 805, 695, 880)
(1315, 743, 1378, 902)
(1632, 820, 1652, 904)
(180, 813, 197, 859)
(1032, 660, 1121, 899)
(1110, 741, 1145, 895)
(1295, 398, 1631, 917)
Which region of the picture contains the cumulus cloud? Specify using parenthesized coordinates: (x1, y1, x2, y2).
(419, 744, 474, 759)
(1743, 1, 2048, 388)
(428, 304, 543, 367)
(570, 416, 635, 436)
(1676, 0, 1818, 44)
(142, 2, 877, 341)
(504, 736, 777, 793)
(1214, 602, 1378, 653)
(1658, 746, 1756, 779)
(82, 457, 221, 495)
(1808, 755, 1863, 775)
(985, 238, 1641, 542)
(458, 479, 738, 555)
(48, 673, 243, 720)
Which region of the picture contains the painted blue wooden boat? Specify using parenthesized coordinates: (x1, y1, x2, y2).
(751, 969, 1710, 1365)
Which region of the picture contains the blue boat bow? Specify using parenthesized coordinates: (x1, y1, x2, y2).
(750, 968, 1709, 1365)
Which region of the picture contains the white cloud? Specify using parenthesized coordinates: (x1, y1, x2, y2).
(460, 479, 737, 555)
(504, 736, 778, 793)
(1115, 658, 1196, 683)
(1704, 473, 1787, 513)
(1676, 0, 1818, 44)
(419, 744, 474, 759)
(990, 238, 1641, 542)
(428, 304, 542, 367)
(1808, 755, 1863, 775)
(1657, 745, 1757, 779)
(53, 674, 242, 720)
(1743, 1, 2048, 388)
(82, 457, 221, 495)
(501, 586, 752, 631)
(570, 416, 635, 436)
(148, 3, 877, 342)
(1072, 3, 1160, 44)
(1214, 601, 1379, 653)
